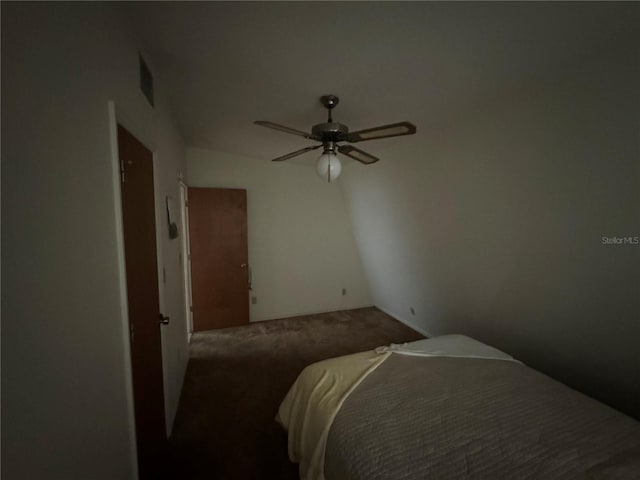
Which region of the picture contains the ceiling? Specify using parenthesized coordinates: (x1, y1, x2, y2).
(123, 2, 637, 164)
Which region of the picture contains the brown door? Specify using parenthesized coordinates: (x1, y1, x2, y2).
(188, 187, 249, 331)
(118, 125, 167, 479)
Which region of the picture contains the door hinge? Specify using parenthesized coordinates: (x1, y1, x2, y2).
(189, 305, 193, 313)
(129, 323, 134, 344)
(120, 159, 126, 183)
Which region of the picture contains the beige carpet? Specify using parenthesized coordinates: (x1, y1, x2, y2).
(168, 307, 424, 480)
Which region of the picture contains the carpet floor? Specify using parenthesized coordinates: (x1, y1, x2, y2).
(168, 307, 424, 480)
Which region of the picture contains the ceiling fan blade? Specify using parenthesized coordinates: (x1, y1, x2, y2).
(254, 121, 319, 140)
(271, 145, 322, 162)
(338, 145, 380, 165)
(346, 121, 416, 143)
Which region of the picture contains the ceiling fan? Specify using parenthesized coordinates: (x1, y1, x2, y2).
(254, 95, 417, 182)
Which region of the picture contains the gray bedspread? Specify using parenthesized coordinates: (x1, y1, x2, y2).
(325, 355, 640, 479)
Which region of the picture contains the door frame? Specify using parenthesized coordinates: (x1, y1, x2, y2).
(107, 100, 162, 479)
(179, 180, 194, 337)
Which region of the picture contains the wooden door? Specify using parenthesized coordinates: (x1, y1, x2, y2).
(118, 125, 167, 479)
(188, 187, 249, 331)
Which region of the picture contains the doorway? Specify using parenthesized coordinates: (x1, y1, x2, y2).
(117, 125, 167, 479)
(187, 187, 250, 331)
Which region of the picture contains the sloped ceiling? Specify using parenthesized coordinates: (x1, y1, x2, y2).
(123, 2, 636, 163)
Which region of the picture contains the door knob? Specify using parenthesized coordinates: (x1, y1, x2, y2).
(240, 263, 247, 268)
(159, 314, 170, 325)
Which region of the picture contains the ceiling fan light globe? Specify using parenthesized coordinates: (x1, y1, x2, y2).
(316, 152, 342, 182)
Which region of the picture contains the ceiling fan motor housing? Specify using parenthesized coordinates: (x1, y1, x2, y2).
(312, 122, 349, 145)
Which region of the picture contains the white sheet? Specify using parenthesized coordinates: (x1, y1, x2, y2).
(376, 334, 520, 362)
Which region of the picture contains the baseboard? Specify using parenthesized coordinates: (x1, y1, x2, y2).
(252, 304, 375, 323)
(375, 305, 433, 338)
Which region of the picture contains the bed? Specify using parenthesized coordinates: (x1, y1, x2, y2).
(276, 335, 640, 480)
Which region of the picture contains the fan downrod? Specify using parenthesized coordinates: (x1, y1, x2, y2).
(320, 95, 339, 122)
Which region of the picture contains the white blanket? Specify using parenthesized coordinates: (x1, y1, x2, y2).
(276, 350, 390, 480)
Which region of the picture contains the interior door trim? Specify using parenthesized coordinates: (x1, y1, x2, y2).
(108, 100, 163, 479)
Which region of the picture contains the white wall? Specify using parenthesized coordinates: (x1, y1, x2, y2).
(186, 148, 372, 321)
(340, 32, 640, 418)
(2, 3, 189, 479)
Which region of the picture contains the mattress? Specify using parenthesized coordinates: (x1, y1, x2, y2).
(278, 335, 640, 480)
